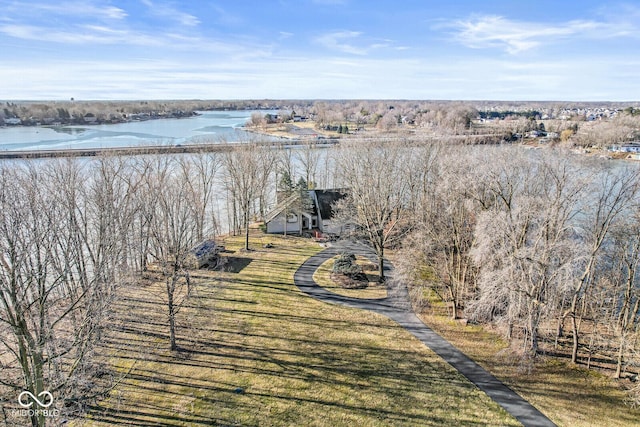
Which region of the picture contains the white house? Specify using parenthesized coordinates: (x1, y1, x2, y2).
(611, 142, 640, 153)
(264, 189, 346, 235)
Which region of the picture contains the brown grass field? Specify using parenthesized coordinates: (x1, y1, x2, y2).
(77, 233, 518, 426)
(404, 286, 640, 427)
(74, 232, 639, 426)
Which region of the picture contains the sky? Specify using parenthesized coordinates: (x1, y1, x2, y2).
(1, 0, 639, 101)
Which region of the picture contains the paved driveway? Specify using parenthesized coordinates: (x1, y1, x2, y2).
(293, 240, 556, 427)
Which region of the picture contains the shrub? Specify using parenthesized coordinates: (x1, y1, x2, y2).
(332, 252, 362, 276)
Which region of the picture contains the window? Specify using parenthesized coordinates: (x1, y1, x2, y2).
(287, 213, 297, 223)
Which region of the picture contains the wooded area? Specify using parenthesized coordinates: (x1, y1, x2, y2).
(329, 141, 640, 406)
(1, 139, 639, 425)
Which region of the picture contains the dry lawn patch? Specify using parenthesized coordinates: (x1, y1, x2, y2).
(414, 289, 639, 427)
(77, 233, 518, 426)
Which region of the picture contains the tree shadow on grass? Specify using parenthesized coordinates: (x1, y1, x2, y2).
(223, 256, 252, 273)
(85, 402, 232, 426)
(89, 330, 496, 426)
(92, 325, 512, 426)
(86, 245, 519, 427)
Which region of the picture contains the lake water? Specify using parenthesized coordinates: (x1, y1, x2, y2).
(0, 110, 273, 151)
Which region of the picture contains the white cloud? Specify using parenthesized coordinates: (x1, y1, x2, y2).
(311, 0, 348, 5)
(140, 0, 200, 27)
(1, 2, 638, 101)
(594, 3, 640, 39)
(209, 5, 243, 26)
(315, 31, 399, 56)
(316, 31, 366, 55)
(0, 23, 162, 45)
(2, 52, 638, 101)
(2, 1, 127, 20)
(450, 15, 606, 54)
(0, 23, 262, 53)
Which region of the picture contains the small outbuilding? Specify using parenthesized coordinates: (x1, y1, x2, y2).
(186, 240, 223, 269)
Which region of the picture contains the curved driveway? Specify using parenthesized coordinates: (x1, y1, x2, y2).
(293, 240, 556, 427)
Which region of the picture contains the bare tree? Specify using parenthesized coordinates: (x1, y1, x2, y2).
(85, 155, 142, 285)
(407, 147, 478, 319)
(317, 147, 336, 189)
(222, 142, 274, 250)
(139, 156, 199, 351)
(293, 141, 321, 189)
(177, 152, 221, 241)
(608, 221, 640, 378)
(276, 146, 297, 190)
(0, 160, 120, 426)
(334, 140, 412, 280)
(567, 164, 640, 363)
(397, 143, 478, 319)
(470, 150, 583, 355)
(257, 148, 277, 220)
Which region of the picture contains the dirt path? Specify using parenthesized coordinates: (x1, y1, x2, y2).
(293, 240, 556, 427)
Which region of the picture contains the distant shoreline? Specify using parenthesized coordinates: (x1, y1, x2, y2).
(0, 99, 287, 128)
(0, 138, 340, 159)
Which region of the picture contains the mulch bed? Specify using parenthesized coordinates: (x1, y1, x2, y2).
(330, 272, 369, 289)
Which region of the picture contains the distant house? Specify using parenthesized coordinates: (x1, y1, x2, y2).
(611, 142, 640, 153)
(265, 189, 347, 235)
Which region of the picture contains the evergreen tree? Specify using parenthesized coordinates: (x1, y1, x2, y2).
(278, 170, 296, 236)
(296, 181, 314, 212)
(279, 169, 294, 192)
(296, 176, 308, 190)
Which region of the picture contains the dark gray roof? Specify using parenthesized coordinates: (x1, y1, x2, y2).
(315, 189, 346, 220)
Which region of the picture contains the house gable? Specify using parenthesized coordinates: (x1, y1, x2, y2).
(314, 189, 346, 221)
(264, 188, 346, 235)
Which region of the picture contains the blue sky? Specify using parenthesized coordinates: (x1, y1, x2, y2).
(1, 0, 639, 100)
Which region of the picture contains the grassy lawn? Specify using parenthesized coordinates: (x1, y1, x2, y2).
(312, 255, 388, 299)
(411, 288, 640, 427)
(256, 121, 336, 139)
(78, 233, 519, 426)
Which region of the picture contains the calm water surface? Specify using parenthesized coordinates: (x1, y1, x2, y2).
(0, 110, 271, 151)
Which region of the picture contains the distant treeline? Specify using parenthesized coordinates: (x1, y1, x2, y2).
(3, 99, 639, 131)
(478, 110, 542, 120)
(0, 99, 306, 126)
